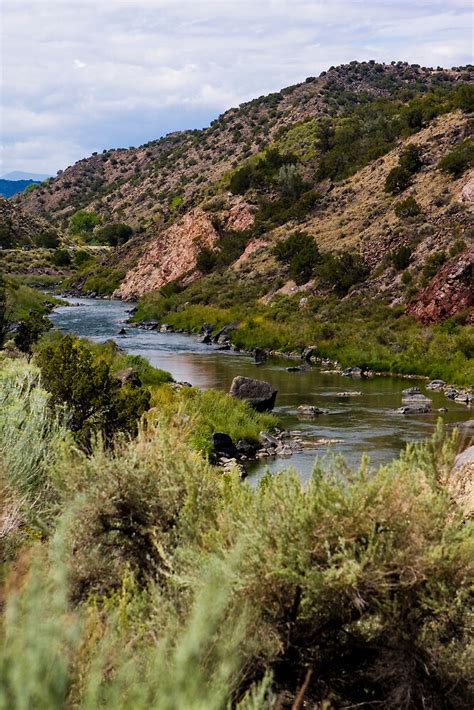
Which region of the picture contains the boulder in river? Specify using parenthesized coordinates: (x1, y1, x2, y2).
(427, 379, 446, 391)
(160, 323, 174, 333)
(342, 366, 363, 378)
(395, 404, 431, 415)
(297, 405, 328, 417)
(118, 327, 127, 336)
(213, 321, 239, 344)
(401, 393, 432, 405)
(230, 376, 277, 411)
(402, 386, 421, 397)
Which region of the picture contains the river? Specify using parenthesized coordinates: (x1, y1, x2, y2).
(49, 297, 473, 483)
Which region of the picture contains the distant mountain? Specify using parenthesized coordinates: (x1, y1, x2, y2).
(0, 179, 41, 199)
(1, 170, 50, 181)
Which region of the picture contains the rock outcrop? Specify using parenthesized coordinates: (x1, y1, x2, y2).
(406, 246, 474, 324)
(114, 209, 219, 299)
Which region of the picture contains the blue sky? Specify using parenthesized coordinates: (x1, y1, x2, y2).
(1, 0, 472, 175)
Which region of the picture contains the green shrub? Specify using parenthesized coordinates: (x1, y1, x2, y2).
(94, 223, 133, 246)
(35, 335, 150, 446)
(394, 196, 421, 218)
(398, 144, 423, 173)
(273, 230, 320, 285)
(34, 230, 60, 249)
(316, 252, 369, 294)
(421, 251, 447, 284)
(438, 138, 474, 178)
(51, 249, 71, 267)
(391, 245, 413, 270)
(14, 311, 51, 355)
(385, 165, 412, 194)
(69, 210, 100, 237)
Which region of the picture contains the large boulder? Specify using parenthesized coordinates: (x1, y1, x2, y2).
(230, 376, 277, 411)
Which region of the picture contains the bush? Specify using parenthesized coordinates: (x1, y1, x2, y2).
(316, 252, 369, 294)
(394, 196, 421, 218)
(0, 274, 10, 348)
(68, 210, 100, 237)
(398, 144, 423, 173)
(391, 245, 413, 270)
(35, 335, 150, 446)
(94, 223, 133, 246)
(14, 311, 51, 355)
(422, 251, 447, 284)
(51, 249, 71, 267)
(385, 166, 412, 194)
(438, 138, 474, 178)
(34, 230, 60, 249)
(273, 231, 320, 285)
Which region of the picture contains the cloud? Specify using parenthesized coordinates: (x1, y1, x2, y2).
(1, 0, 472, 174)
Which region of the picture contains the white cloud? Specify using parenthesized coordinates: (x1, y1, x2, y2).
(1, 0, 472, 174)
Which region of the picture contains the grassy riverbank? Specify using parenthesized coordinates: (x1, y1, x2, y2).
(0, 353, 472, 708)
(132, 293, 474, 386)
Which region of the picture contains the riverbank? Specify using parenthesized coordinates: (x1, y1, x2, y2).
(129, 291, 474, 386)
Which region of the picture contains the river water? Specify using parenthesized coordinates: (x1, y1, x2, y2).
(50, 298, 473, 483)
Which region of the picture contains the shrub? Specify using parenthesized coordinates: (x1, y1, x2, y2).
(0, 274, 10, 348)
(385, 166, 412, 194)
(453, 83, 474, 112)
(51, 249, 71, 267)
(438, 138, 474, 178)
(394, 196, 421, 218)
(35, 335, 150, 446)
(94, 223, 133, 246)
(398, 144, 423, 173)
(35, 230, 60, 249)
(14, 311, 51, 355)
(68, 210, 100, 237)
(391, 245, 413, 270)
(316, 252, 369, 294)
(273, 231, 320, 285)
(422, 251, 447, 284)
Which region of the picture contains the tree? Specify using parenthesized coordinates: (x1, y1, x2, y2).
(14, 311, 51, 355)
(69, 210, 100, 237)
(394, 196, 421, 218)
(94, 223, 133, 246)
(317, 252, 369, 295)
(275, 164, 305, 199)
(399, 144, 423, 174)
(385, 166, 412, 194)
(51, 249, 72, 267)
(273, 231, 321, 285)
(35, 230, 60, 249)
(36, 335, 150, 445)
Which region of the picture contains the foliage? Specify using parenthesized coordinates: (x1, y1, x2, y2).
(35, 335, 150, 446)
(94, 223, 133, 247)
(422, 251, 447, 284)
(391, 245, 413, 270)
(82, 266, 126, 295)
(452, 82, 474, 112)
(69, 210, 101, 237)
(229, 148, 298, 195)
(0, 381, 472, 709)
(438, 138, 474, 178)
(0, 274, 10, 348)
(384, 166, 413, 194)
(34, 230, 60, 249)
(272, 230, 320, 284)
(316, 251, 369, 295)
(398, 144, 423, 173)
(394, 195, 421, 218)
(51, 249, 72, 267)
(14, 311, 52, 355)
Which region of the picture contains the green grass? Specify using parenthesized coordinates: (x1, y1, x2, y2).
(133, 293, 474, 385)
(4, 276, 63, 320)
(152, 385, 277, 455)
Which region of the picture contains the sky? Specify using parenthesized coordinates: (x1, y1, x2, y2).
(1, 0, 472, 176)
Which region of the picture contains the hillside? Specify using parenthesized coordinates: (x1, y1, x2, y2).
(16, 62, 472, 228)
(0, 196, 58, 248)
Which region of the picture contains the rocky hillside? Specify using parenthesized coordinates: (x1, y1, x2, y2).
(16, 62, 471, 228)
(0, 196, 57, 248)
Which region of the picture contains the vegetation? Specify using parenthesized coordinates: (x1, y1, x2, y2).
(94, 223, 133, 246)
(272, 230, 320, 285)
(35, 335, 151, 447)
(14, 311, 52, 355)
(438, 137, 474, 178)
(391, 245, 413, 270)
(69, 210, 101, 238)
(394, 195, 421, 218)
(0, 355, 472, 708)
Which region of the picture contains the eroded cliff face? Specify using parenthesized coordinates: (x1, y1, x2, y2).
(406, 246, 474, 324)
(113, 209, 219, 299)
(113, 199, 255, 299)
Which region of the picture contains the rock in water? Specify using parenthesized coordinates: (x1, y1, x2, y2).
(211, 433, 238, 458)
(230, 376, 277, 411)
